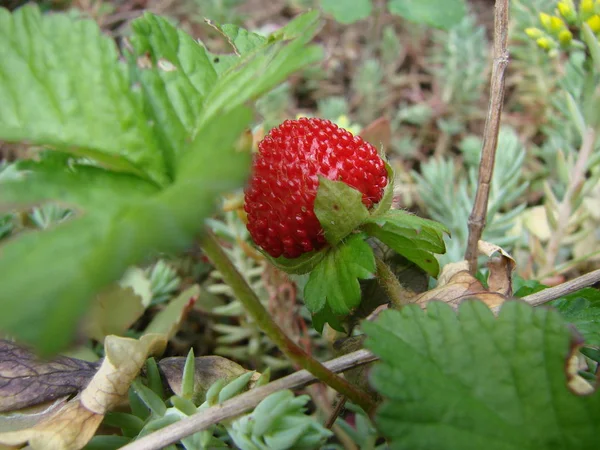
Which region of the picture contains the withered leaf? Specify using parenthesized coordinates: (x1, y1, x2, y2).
(0, 340, 98, 413)
(0, 396, 102, 450)
(144, 285, 200, 340)
(413, 271, 506, 309)
(478, 240, 515, 296)
(0, 334, 166, 450)
(81, 334, 166, 414)
(159, 355, 249, 403)
(359, 117, 392, 151)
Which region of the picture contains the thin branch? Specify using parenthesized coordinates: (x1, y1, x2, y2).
(465, 0, 510, 273)
(201, 229, 376, 413)
(374, 254, 415, 307)
(120, 349, 378, 450)
(539, 127, 596, 277)
(520, 268, 600, 307)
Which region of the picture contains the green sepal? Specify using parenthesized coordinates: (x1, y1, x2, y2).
(262, 248, 326, 275)
(314, 176, 370, 246)
(304, 233, 376, 315)
(362, 209, 449, 277)
(368, 158, 395, 219)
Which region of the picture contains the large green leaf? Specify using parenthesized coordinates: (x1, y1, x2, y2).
(364, 301, 600, 450)
(387, 0, 467, 30)
(0, 5, 167, 185)
(0, 159, 160, 212)
(0, 108, 252, 354)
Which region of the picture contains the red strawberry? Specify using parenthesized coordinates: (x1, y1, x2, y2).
(244, 118, 388, 259)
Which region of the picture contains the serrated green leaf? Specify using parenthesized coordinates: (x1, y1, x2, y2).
(550, 288, 600, 346)
(363, 209, 447, 276)
(364, 301, 600, 450)
(314, 176, 370, 245)
(320, 0, 372, 24)
(0, 108, 251, 354)
(387, 0, 467, 30)
(129, 13, 218, 177)
(0, 5, 167, 185)
(199, 18, 323, 127)
(0, 160, 160, 213)
(207, 21, 268, 56)
(304, 234, 375, 314)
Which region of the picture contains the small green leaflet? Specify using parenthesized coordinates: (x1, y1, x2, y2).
(388, 0, 467, 30)
(550, 288, 600, 346)
(364, 301, 600, 450)
(314, 177, 370, 246)
(304, 234, 376, 315)
(362, 209, 448, 277)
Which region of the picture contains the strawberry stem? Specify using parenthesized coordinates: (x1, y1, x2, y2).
(374, 255, 416, 308)
(201, 228, 377, 413)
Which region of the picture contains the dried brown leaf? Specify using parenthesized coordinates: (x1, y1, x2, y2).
(81, 334, 166, 414)
(144, 285, 200, 340)
(413, 271, 506, 309)
(0, 334, 166, 450)
(0, 397, 102, 450)
(359, 117, 392, 151)
(0, 340, 97, 413)
(478, 240, 515, 296)
(159, 355, 249, 403)
(83, 285, 146, 343)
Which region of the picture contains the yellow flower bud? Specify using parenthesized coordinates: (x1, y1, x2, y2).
(586, 14, 600, 32)
(581, 0, 595, 20)
(525, 27, 545, 39)
(536, 37, 556, 50)
(557, 1, 577, 23)
(550, 16, 566, 33)
(558, 29, 573, 46)
(539, 12, 553, 30)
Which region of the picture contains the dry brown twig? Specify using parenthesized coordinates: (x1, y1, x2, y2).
(465, 0, 510, 273)
(539, 127, 597, 278)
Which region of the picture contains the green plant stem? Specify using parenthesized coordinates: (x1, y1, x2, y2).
(374, 254, 414, 308)
(201, 228, 376, 413)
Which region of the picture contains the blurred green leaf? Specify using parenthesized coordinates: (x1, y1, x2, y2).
(365, 301, 600, 450)
(320, 0, 372, 24)
(0, 109, 252, 354)
(0, 5, 167, 185)
(304, 234, 375, 314)
(550, 288, 600, 346)
(388, 0, 467, 30)
(129, 13, 218, 177)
